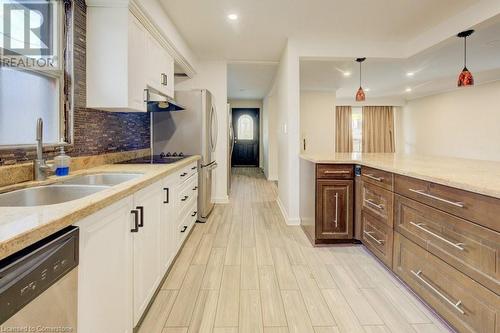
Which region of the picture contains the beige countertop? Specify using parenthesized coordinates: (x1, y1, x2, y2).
(300, 153, 500, 199)
(0, 156, 200, 260)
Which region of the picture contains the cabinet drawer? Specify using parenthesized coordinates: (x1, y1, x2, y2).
(361, 211, 393, 268)
(316, 164, 353, 179)
(361, 181, 394, 227)
(361, 166, 394, 191)
(395, 175, 500, 232)
(395, 195, 500, 294)
(393, 233, 500, 333)
(178, 162, 198, 183)
(178, 176, 198, 213)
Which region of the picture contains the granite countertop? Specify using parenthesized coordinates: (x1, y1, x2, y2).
(300, 153, 500, 199)
(0, 155, 200, 260)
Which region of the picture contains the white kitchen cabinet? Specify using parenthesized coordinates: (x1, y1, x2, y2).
(146, 35, 175, 98)
(132, 181, 163, 325)
(76, 197, 134, 333)
(160, 174, 178, 274)
(86, 6, 175, 111)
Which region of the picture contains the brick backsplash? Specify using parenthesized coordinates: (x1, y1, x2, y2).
(0, 0, 150, 166)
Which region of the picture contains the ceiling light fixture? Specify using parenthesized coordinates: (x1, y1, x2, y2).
(406, 72, 415, 77)
(343, 71, 351, 77)
(457, 29, 474, 87)
(405, 87, 412, 92)
(355, 57, 366, 101)
(228, 13, 238, 20)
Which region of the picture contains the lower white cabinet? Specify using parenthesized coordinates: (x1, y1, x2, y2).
(76, 197, 134, 333)
(76, 162, 199, 331)
(132, 181, 163, 325)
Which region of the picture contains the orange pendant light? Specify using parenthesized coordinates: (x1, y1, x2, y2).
(355, 58, 366, 101)
(457, 30, 474, 87)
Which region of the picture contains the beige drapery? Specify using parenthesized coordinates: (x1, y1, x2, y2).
(335, 106, 353, 152)
(362, 106, 395, 153)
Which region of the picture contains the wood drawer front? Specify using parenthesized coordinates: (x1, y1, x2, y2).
(395, 195, 500, 294)
(361, 166, 394, 191)
(316, 164, 353, 179)
(393, 233, 500, 333)
(395, 174, 500, 232)
(361, 181, 394, 227)
(361, 211, 393, 268)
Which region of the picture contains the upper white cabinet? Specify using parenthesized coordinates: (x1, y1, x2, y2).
(86, 6, 175, 112)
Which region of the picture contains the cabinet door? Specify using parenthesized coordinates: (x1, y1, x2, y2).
(77, 197, 134, 333)
(133, 181, 163, 325)
(160, 49, 174, 98)
(128, 12, 147, 112)
(160, 175, 178, 274)
(316, 180, 353, 239)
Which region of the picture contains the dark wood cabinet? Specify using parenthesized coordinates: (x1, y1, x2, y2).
(316, 180, 353, 239)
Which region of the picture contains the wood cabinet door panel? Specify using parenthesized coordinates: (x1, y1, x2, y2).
(395, 194, 500, 294)
(393, 233, 500, 333)
(316, 180, 353, 239)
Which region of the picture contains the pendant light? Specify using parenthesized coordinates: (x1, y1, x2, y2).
(457, 29, 474, 87)
(355, 57, 366, 101)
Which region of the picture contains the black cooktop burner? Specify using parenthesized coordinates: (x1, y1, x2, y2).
(116, 154, 190, 164)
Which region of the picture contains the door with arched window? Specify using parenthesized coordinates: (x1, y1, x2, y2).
(231, 108, 260, 166)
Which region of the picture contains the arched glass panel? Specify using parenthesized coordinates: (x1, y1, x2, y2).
(237, 115, 254, 140)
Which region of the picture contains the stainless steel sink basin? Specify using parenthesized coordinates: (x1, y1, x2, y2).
(0, 185, 109, 207)
(61, 173, 143, 186)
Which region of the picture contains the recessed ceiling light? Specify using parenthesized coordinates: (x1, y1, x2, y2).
(364, 88, 371, 92)
(405, 87, 412, 92)
(343, 71, 351, 77)
(228, 13, 238, 20)
(406, 72, 415, 77)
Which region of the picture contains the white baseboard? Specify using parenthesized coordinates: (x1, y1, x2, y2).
(213, 195, 229, 204)
(276, 196, 300, 226)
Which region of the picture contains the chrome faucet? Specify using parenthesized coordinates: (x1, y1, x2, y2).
(34, 118, 53, 181)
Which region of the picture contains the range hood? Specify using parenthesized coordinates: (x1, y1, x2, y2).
(145, 89, 185, 112)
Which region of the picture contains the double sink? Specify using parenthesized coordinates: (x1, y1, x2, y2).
(0, 173, 143, 207)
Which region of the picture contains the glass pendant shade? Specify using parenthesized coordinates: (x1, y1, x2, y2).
(356, 87, 365, 101)
(457, 30, 474, 87)
(458, 66, 474, 87)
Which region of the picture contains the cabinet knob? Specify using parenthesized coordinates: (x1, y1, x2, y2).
(180, 172, 188, 177)
(191, 211, 197, 217)
(181, 195, 189, 202)
(181, 225, 188, 233)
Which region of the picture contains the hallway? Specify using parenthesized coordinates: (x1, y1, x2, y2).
(138, 168, 452, 333)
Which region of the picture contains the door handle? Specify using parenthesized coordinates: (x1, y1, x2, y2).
(136, 206, 144, 227)
(131, 210, 139, 232)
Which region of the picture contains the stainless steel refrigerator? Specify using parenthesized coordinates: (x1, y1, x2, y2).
(153, 89, 218, 221)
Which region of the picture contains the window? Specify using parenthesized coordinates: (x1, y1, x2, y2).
(237, 114, 254, 140)
(0, 0, 66, 147)
(352, 107, 362, 152)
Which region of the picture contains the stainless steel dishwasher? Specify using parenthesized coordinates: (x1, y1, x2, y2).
(0, 226, 79, 331)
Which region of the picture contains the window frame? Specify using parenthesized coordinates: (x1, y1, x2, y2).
(0, 0, 72, 150)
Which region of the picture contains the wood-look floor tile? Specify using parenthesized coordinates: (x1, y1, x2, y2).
(214, 266, 241, 327)
(192, 234, 215, 265)
(241, 247, 259, 290)
(239, 290, 264, 333)
(188, 289, 218, 333)
(259, 266, 287, 327)
(162, 246, 197, 290)
(201, 248, 226, 290)
(301, 247, 337, 289)
(162, 328, 188, 333)
(138, 290, 178, 333)
(313, 327, 340, 333)
(321, 289, 364, 333)
(264, 327, 289, 333)
(292, 265, 335, 327)
(281, 290, 315, 333)
(362, 325, 391, 333)
(271, 247, 298, 290)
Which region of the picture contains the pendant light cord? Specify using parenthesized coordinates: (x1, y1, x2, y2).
(464, 36, 467, 67)
(359, 61, 362, 87)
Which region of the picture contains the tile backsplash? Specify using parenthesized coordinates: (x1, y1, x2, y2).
(0, 0, 150, 166)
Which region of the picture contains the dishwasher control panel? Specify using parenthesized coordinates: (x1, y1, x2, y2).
(0, 226, 79, 324)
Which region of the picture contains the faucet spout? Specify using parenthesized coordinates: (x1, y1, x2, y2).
(34, 118, 53, 181)
(36, 118, 44, 161)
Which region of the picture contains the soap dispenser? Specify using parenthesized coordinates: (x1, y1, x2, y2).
(54, 144, 71, 176)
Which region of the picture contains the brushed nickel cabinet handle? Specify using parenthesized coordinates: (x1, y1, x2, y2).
(334, 192, 338, 228)
(324, 170, 350, 174)
(411, 269, 465, 315)
(409, 222, 465, 251)
(364, 174, 384, 181)
(363, 230, 384, 245)
(364, 199, 384, 210)
(409, 189, 464, 208)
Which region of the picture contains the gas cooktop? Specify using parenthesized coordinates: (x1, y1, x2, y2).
(116, 153, 191, 164)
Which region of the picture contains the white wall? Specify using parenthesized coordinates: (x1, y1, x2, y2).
(396, 80, 500, 161)
(176, 61, 229, 203)
(228, 99, 264, 168)
(300, 91, 336, 155)
(262, 92, 278, 180)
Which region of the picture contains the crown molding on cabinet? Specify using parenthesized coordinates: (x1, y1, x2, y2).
(85, 0, 196, 78)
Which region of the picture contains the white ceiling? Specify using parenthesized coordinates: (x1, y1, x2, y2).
(300, 15, 500, 100)
(227, 62, 278, 99)
(160, 0, 479, 61)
